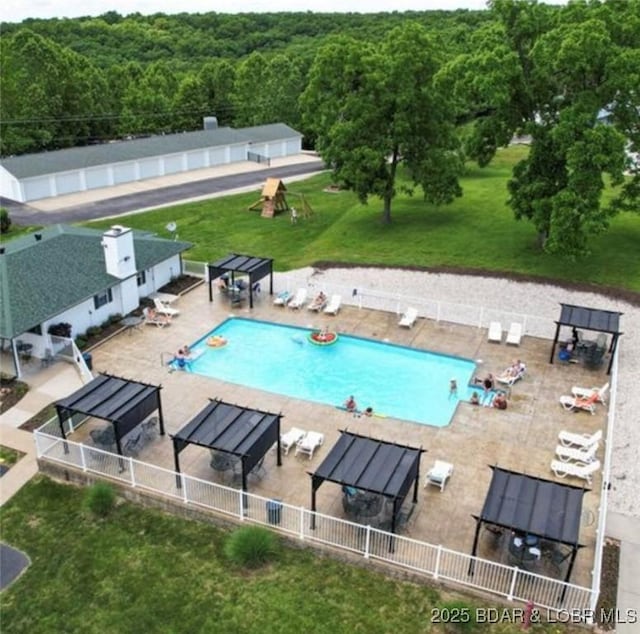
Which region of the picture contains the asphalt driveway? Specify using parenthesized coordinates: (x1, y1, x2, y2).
(1, 159, 325, 225)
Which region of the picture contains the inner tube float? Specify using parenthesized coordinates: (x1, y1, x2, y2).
(309, 331, 339, 346)
(207, 335, 228, 348)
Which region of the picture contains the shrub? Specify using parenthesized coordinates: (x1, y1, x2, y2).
(74, 336, 88, 350)
(84, 482, 115, 518)
(100, 319, 113, 330)
(86, 326, 102, 337)
(0, 208, 10, 234)
(109, 313, 123, 325)
(48, 322, 72, 338)
(224, 526, 279, 568)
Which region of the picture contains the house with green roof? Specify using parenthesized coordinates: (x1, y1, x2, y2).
(0, 121, 303, 203)
(0, 224, 192, 378)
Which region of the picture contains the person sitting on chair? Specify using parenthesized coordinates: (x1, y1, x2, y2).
(217, 274, 230, 292)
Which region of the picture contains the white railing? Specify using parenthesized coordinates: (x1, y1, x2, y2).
(182, 262, 555, 339)
(183, 260, 207, 279)
(49, 335, 93, 383)
(588, 347, 618, 614)
(34, 422, 592, 616)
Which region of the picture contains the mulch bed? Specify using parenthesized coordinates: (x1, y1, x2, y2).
(596, 538, 620, 630)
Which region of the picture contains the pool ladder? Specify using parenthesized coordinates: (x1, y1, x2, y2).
(160, 351, 175, 368)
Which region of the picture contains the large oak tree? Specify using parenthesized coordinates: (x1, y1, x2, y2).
(301, 22, 463, 224)
(442, 0, 639, 257)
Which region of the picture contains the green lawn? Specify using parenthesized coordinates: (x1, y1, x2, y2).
(0, 478, 579, 634)
(84, 146, 640, 293)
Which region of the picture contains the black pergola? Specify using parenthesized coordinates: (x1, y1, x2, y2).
(55, 373, 165, 455)
(207, 253, 274, 309)
(470, 466, 587, 587)
(171, 398, 282, 490)
(549, 303, 623, 375)
(310, 430, 425, 534)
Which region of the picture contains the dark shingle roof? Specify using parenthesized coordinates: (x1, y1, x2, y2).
(0, 123, 302, 180)
(0, 225, 191, 339)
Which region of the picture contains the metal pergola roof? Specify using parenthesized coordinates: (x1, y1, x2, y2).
(207, 253, 273, 309)
(549, 303, 623, 374)
(470, 466, 587, 587)
(310, 430, 425, 534)
(55, 373, 165, 455)
(171, 398, 282, 491)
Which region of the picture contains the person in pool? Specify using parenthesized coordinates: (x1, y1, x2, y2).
(344, 395, 358, 412)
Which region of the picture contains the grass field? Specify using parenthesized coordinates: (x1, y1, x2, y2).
(83, 146, 640, 294)
(0, 478, 582, 634)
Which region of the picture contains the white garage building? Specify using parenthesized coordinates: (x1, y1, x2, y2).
(0, 122, 303, 203)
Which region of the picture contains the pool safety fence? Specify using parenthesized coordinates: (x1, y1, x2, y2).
(182, 262, 555, 340)
(35, 421, 594, 618)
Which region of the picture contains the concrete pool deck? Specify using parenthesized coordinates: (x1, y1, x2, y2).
(59, 281, 610, 590)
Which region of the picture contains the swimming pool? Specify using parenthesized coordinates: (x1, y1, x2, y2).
(185, 317, 477, 427)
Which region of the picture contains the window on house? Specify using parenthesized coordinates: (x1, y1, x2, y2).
(136, 270, 147, 286)
(93, 288, 113, 309)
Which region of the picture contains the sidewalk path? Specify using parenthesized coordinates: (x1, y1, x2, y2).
(0, 363, 82, 506)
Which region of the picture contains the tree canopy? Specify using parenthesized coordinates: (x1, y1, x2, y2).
(301, 23, 463, 223)
(442, 0, 639, 257)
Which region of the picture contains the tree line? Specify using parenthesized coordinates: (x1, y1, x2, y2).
(1, 1, 638, 256)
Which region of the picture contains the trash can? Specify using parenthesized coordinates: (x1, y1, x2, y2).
(82, 352, 93, 371)
(266, 499, 282, 525)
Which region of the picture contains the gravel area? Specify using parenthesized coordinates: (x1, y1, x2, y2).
(278, 265, 639, 520)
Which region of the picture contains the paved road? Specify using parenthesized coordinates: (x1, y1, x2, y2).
(1, 160, 326, 225)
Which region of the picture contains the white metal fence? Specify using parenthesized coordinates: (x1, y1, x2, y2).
(178, 258, 614, 620)
(182, 261, 554, 339)
(35, 419, 593, 616)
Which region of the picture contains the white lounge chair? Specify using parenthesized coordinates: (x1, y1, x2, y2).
(555, 443, 598, 463)
(558, 428, 602, 449)
(424, 460, 454, 492)
(273, 290, 292, 306)
(559, 392, 599, 415)
(571, 382, 609, 406)
(280, 427, 307, 456)
(295, 431, 324, 459)
(550, 459, 601, 485)
(495, 363, 526, 386)
(153, 297, 180, 317)
(287, 288, 308, 310)
(142, 307, 171, 327)
(488, 321, 502, 343)
(307, 293, 328, 312)
(324, 294, 341, 315)
(506, 322, 523, 346)
(399, 307, 418, 328)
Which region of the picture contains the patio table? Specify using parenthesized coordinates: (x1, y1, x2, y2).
(121, 316, 143, 334)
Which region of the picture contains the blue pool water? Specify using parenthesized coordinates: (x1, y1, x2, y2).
(185, 318, 478, 427)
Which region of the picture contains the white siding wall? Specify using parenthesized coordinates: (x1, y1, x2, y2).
(113, 162, 137, 184)
(85, 167, 111, 190)
(6, 132, 303, 202)
(0, 166, 24, 202)
(23, 177, 53, 201)
(186, 150, 207, 170)
(150, 255, 183, 291)
(163, 155, 183, 175)
(286, 138, 302, 154)
(139, 158, 162, 179)
(55, 171, 83, 195)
